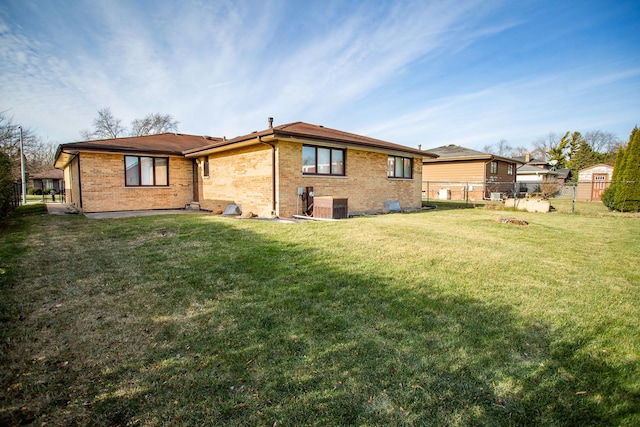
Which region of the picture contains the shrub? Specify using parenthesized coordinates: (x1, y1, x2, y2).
(601, 184, 616, 210)
(0, 152, 14, 218)
(27, 188, 43, 195)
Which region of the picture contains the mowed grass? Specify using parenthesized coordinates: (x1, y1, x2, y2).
(1, 204, 639, 426)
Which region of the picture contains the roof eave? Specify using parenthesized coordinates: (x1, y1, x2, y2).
(185, 129, 434, 158)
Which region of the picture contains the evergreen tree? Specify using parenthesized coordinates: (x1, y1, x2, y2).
(568, 138, 597, 182)
(602, 143, 625, 209)
(0, 151, 14, 218)
(615, 127, 640, 211)
(546, 131, 570, 168)
(610, 127, 640, 211)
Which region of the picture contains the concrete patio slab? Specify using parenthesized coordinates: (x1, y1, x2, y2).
(45, 203, 210, 219)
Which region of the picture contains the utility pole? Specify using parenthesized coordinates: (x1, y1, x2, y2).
(19, 126, 26, 205)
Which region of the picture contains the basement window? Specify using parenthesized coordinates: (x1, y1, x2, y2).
(388, 156, 412, 179)
(125, 156, 169, 186)
(302, 145, 345, 176)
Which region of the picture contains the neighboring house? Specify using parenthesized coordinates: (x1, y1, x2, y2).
(422, 145, 518, 200)
(54, 121, 434, 217)
(576, 164, 614, 202)
(512, 153, 570, 194)
(29, 169, 64, 193)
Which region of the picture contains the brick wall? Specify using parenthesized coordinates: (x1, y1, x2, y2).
(196, 140, 423, 218)
(65, 143, 423, 216)
(76, 152, 193, 212)
(277, 141, 423, 217)
(198, 145, 274, 216)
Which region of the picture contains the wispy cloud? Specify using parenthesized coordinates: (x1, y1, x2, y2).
(363, 63, 640, 149)
(0, 0, 638, 147)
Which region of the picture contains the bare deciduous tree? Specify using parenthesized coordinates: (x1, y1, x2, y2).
(0, 112, 57, 179)
(483, 139, 513, 156)
(531, 133, 560, 160)
(130, 113, 178, 136)
(81, 108, 179, 140)
(80, 107, 126, 140)
(510, 146, 529, 157)
(584, 130, 621, 154)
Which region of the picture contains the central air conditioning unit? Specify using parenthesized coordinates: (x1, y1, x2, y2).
(490, 193, 502, 201)
(313, 197, 348, 219)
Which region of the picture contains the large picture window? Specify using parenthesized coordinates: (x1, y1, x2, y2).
(387, 156, 413, 179)
(125, 156, 169, 186)
(302, 145, 345, 176)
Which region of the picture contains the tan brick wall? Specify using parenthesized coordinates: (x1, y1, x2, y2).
(196, 140, 422, 218)
(277, 141, 423, 217)
(64, 157, 81, 210)
(198, 145, 274, 217)
(76, 152, 193, 212)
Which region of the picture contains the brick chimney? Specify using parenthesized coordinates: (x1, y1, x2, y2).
(525, 152, 531, 163)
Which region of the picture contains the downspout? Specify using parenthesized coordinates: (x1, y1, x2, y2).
(258, 135, 277, 216)
(483, 159, 490, 200)
(76, 153, 83, 209)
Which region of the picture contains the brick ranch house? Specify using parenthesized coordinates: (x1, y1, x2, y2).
(54, 121, 436, 218)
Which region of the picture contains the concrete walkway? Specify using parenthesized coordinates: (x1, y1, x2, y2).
(45, 202, 210, 219)
(45, 202, 79, 216)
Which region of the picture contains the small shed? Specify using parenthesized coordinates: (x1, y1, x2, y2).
(576, 164, 614, 201)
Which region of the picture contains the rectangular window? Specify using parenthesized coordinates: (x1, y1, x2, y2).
(388, 156, 413, 178)
(124, 155, 169, 186)
(155, 158, 168, 185)
(203, 157, 210, 178)
(490, 161, 498, 174)
(302, 145, 345, 176)
(507, 164, 513, 175)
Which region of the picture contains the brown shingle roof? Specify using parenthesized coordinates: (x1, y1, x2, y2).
(55, 133, 224, 168)
(185, 122, 434, 157)
(423, 144, 515, 163)
(59, 133, 221, 155)
(30, 169, 64, 179)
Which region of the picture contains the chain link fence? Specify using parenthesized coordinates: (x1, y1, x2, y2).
(422, 180, 639, 210)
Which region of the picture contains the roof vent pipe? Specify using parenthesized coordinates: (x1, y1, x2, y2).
(268, 117, 273, 128)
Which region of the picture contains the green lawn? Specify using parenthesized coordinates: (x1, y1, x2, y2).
(1, 204, 639, 426)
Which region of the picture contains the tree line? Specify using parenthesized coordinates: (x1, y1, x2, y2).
(484, 130, 622, 182)
(0, 108, 179, 181)
(79, 107, 178, 140)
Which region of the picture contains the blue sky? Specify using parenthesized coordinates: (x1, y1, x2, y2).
(1, 0, 638, 151)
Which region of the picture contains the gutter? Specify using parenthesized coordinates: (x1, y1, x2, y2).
(258, 135, 277, 216)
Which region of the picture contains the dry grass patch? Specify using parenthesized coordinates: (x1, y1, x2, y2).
(1, 204, 639, 426)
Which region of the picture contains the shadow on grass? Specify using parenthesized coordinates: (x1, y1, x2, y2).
(2, 215, 638, 426)
(422, 199, 490, 211)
